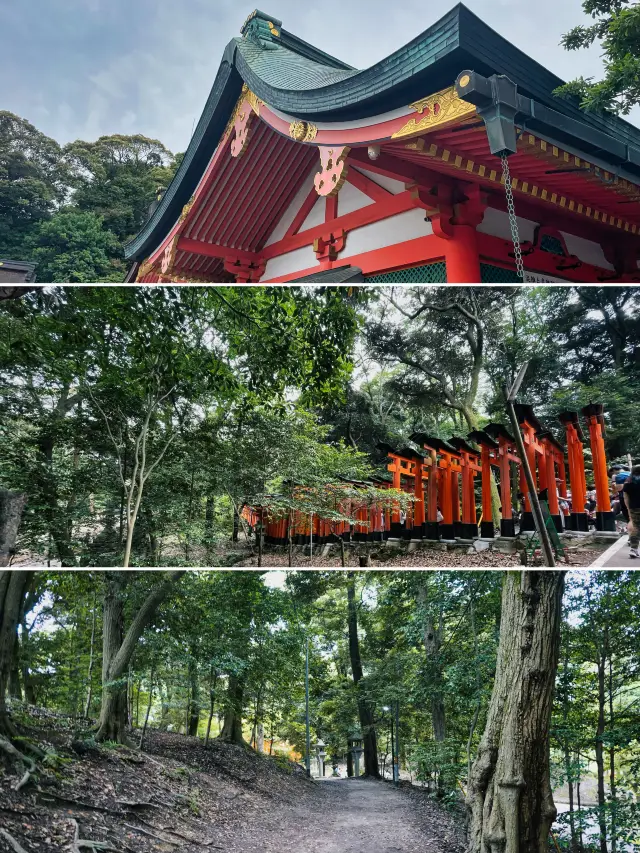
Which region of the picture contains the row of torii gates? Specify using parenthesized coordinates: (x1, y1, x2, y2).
(256, 403, 615, 546)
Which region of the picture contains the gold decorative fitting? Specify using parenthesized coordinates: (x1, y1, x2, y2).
(459, 74, 471, 88)
(267, 21, 280, 36)
(245, 89, 263, 116)
(179, 197, 195, 223)
(391, 85, 476, 139)
(289, 120, 318, 143)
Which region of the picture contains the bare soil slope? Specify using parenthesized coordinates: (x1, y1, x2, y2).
(0, 717, 465, 853)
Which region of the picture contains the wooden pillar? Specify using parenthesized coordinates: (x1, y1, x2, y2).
(498, 440, 515, 537)
(425, 451, 439, 540)
(460, 452, 478, 539)
(413, 458, 425, 538)
(559, 414, 588, 532)
(582, 404, 615, 531)
(440, 454, 455, 540)
(543, 442, 561, 531)
(445, 224, 481, 283)
(519, 421, 538, 532)
(480, 445, 494, 538)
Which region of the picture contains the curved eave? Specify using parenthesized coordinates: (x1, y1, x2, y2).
(126, 2, 640, 262)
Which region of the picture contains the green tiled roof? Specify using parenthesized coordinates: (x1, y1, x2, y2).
(125, 3, 640, 263)
(235, 39, 358, 91)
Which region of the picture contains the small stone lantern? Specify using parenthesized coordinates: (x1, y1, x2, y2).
(351, 735, 364, 777)
(316, 739, 326, 777)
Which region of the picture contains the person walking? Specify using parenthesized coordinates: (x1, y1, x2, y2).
(622, 465, 640, 558)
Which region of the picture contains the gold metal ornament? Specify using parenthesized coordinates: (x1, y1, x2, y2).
(179, 196, 195, 223)
(391, 86, 476, 139)
(459, 74, 471, 88)
(289, 120, 318, 143)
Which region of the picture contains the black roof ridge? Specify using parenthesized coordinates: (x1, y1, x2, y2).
(277, 27, 356, 71)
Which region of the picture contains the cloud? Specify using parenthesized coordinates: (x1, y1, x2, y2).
(1, 0, 638, 153)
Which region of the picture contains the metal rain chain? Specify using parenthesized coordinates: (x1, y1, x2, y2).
(500, 154, 525, 281)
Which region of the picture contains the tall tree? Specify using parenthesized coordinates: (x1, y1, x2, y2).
(555, 1, 640, 115)
(347, 573, 380, 778)
(96, 570, 184, 742)
(467, 571, 566, 853)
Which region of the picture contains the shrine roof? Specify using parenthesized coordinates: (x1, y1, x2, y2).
(125, 4, 640, 263)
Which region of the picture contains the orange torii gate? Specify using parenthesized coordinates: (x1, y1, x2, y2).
(247, 402, 614, 546)
(581, 403, 615, 532)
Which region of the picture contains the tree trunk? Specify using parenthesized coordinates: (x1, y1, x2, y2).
(232, 508, 240, 543)
(608, 651, 616, 853)
(187, 655, 200, 737)
(347, 749, 354, 777)
(347, 574, 380, 778)
(205, 668, 218, 746)
(84, 588, 97, 718)
(204, 496, 215, 552)
(96, 571, 184, 742)
(0, 572, 34, 736)
(562, 628, 577, 851)
(466, 571, 565, 853)
(218, 674, 245, 744)
(418, 584, 446, 742)
(0, 491, 27, 567)
(139, 667, 154, 750)
(595, 653, 608, 853)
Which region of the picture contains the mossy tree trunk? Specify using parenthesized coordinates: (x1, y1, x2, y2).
(96, 571, 184, 742)
(0, 572, 35, 736)
(466, 571, 565, 853)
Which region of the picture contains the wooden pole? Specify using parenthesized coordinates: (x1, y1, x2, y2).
(504, 365, 555, 567)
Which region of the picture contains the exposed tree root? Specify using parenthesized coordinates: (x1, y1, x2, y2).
(69, 818, 121, 853)
(0, 829, 29, 853)
(0, 734, 36, 791)
(122, 823, 179, 846)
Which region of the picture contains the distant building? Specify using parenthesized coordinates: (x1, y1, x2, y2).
(125, 6, 640, 284)
(0, 259, 37, 284)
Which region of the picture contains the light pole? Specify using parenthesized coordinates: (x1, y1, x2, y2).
(394, 699, 400, 787)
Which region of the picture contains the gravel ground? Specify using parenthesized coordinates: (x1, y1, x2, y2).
(213, 777, 465, 853)
(237, 543, 607, 568)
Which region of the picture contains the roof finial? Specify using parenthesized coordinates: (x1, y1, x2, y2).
(240, 10, 282, 48)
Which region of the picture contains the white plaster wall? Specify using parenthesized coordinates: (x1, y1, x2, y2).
(339, 209, 434, 259)
(264, 168, 316, 247)
(477, 207, 538, 243)
(350, 165, 404, 195)
(560, 232, 614, 270)
(479, 206, 615, 271)
(261, 245, 317, 280)
(299, 196, 326, 232)
(336, 181, 375, 216)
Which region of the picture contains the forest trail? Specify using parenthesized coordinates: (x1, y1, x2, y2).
(224, 777, 463, 853)
(0, 724, 465, 853)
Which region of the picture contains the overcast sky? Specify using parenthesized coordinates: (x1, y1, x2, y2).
(3, 0, 639, 155)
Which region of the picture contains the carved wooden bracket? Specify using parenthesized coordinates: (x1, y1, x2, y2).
(160, 235, 179, 275)
(223, 258, 266, 282)
(314, 146, 350, 196)
(230, 98, 255, 158)
(313, 229, 346, 261)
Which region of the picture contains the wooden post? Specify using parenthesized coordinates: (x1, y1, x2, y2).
(480, 445, 493, 538)
(558, 413, 588, 532)
(413, 457, 425, 538)
(581, 404, 615, 532)
(426, 449, 439, 540)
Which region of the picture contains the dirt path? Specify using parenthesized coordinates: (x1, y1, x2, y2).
(214, 777, 464, 853)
